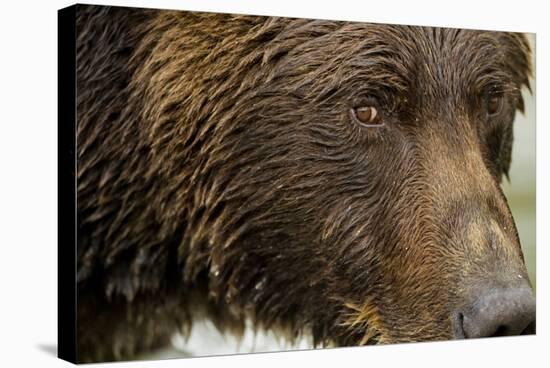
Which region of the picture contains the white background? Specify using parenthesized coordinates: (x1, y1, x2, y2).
(0, 0, 548, 367)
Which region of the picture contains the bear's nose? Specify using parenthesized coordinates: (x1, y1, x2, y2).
(453, 287, 536, 338)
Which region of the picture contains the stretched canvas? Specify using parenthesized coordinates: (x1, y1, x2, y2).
(58, 4, 536, 363)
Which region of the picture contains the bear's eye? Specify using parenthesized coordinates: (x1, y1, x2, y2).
(487, 95, 504, 116)
(352, 106, 382, 126)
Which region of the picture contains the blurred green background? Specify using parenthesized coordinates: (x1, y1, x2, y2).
(501, 34, 536, 289)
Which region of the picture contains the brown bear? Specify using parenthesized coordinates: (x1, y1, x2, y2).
(74, 4, 535, 362)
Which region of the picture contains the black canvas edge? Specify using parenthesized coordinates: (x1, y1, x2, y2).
(58, 4, 77, 364)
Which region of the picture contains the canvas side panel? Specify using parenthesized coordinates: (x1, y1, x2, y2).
(58, 4, 77, 364)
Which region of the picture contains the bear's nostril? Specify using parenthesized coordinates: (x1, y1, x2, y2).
(491, 325, 509, 337)
(453, 287, 535, 339)
(521, 321, 536, 335)
(451, 311, 466, 338)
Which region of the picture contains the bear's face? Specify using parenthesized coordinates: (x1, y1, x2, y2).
(76, 12, 535, 357)
(192, 24, 533, 344)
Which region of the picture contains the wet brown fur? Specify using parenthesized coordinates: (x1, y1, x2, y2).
(75, 5, 533, 362)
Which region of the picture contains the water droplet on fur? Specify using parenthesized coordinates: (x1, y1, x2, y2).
(210, 264, 220, 277)
(255, 277, 267, 291)
(225, 290, 234, 303)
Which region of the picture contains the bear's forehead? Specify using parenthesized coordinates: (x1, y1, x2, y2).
(268, 20, 518, 79)
(267, 21, 520, 101)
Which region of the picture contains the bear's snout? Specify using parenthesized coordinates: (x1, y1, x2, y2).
(452, 287, 535, 338)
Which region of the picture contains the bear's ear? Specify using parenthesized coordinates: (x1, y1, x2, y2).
(500, 32, 533, 113)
